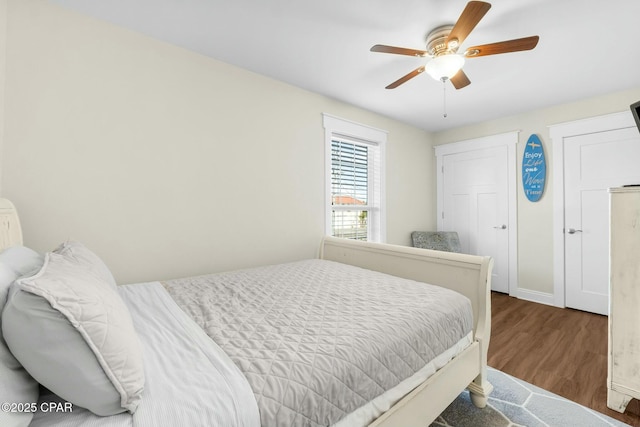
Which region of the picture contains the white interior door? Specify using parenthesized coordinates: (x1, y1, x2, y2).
(564, 127, 640, 314)
(441, 145, 510, 293)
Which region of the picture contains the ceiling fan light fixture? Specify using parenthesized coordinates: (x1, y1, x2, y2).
(370, 2, 539, 90)
(425, 54, 465, 81)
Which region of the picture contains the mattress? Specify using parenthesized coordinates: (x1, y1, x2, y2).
(27, 259, 473, 427)
(164, 259, 473, 427)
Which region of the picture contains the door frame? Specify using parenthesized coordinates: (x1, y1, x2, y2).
(550, 111, 636, 308)
(435, 131, 519, 296)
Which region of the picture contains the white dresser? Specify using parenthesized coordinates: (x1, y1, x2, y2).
(608, 186, 640, 413)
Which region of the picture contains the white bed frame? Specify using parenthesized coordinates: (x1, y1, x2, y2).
(0, 199, 23, 249)
(320, 236, 493, 427)
(0, 197, 491, 427)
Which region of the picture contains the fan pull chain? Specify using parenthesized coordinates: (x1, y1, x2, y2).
(442, 78, 448, 118)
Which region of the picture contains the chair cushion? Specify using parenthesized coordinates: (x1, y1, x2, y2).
(411, 231, 462, 253)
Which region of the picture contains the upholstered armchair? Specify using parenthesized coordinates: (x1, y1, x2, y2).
(411, 231, 462, 253)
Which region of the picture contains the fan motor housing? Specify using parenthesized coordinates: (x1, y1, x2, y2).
(426, 25, 457, 56)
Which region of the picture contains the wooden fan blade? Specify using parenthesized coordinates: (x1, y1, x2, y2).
(465, 36, 539, 57)
(448, 1, 492, 47)
(385, 66, 425, 89)
(450, 69, 471, 89)
(371, 44, 428, 57)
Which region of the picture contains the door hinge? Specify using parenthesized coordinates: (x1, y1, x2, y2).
(441, 211, 445, 219)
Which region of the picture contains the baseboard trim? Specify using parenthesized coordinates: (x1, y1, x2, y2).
(516, 288, 557, 307)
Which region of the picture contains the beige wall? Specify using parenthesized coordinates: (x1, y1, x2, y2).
(433, 87, 640, 297)
(0, 0, 6, 193)
(1, 1, 434, 284)
(5, 1, 639, 300)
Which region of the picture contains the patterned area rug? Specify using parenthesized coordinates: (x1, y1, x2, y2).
(431, 368, 629, 427)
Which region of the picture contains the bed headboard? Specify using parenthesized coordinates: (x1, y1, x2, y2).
(0, 199, 23, 251)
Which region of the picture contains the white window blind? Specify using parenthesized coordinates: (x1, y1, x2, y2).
(323, 114, 386, 242)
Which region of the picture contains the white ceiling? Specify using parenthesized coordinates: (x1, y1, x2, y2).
(50, 0, 640, 132)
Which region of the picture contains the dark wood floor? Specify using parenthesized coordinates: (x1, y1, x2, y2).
(488, 292, 640, 426)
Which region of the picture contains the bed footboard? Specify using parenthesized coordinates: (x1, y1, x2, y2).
(319, 236, 493, 425)
(320, 236, 492, 337)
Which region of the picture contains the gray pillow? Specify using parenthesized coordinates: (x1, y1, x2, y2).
(2, 246, 144, 416)
(0, 246, 44, 427)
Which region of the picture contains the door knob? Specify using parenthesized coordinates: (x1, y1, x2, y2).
(493, 224, 507, 230)
(567, 228, 583, 234)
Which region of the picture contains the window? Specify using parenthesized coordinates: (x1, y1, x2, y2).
(323, 114, 386, 242)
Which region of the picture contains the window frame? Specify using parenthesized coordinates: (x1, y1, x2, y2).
(323, 113, 387, 242)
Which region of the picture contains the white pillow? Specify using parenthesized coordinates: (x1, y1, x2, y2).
(2, 248, 144, 416)
(0, 246, 44, 427)
(53, 240, 117, 288)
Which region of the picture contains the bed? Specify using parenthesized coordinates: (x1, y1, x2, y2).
(0, 198, 493, 427)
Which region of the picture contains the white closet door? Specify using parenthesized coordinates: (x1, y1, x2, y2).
(563, 126, 640, 314)
(441, 145, 510, 293)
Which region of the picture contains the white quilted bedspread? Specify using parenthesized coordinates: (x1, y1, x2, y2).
(164, 259, 473, 427)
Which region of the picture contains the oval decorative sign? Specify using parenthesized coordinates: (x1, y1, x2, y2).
(522, 134, 546, 202)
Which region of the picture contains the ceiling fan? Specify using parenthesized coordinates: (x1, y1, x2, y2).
(371, 1, 539, 90)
